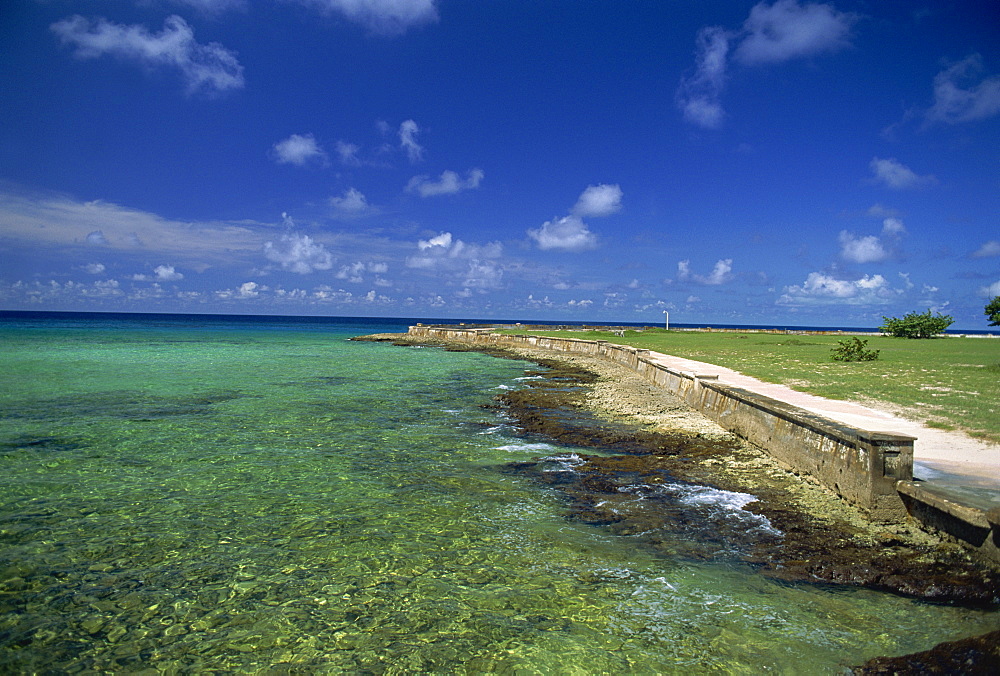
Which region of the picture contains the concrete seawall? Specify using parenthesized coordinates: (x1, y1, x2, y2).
(406, 324, 999, 563)
(409, 324, 913, 522)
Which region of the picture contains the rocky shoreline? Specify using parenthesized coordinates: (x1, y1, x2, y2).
(357, 333, 1000, 669)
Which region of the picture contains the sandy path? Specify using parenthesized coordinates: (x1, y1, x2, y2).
(641, 350, 1000, 483)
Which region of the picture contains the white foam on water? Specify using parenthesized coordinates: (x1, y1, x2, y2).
(495, 442, 558, 453)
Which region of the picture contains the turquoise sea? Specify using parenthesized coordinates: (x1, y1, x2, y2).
(1, 312, 997, 673)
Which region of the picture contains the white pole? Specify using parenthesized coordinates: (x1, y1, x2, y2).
(663, 310, 669, 330)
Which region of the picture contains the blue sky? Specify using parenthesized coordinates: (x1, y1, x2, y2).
(1, 0, 998, 328)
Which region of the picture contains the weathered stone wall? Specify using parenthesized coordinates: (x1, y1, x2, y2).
(409, 324, 914, 522)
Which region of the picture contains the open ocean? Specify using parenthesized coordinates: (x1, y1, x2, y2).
(1, 311, 997, 673)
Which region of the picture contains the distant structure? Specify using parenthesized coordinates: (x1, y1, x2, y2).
(663, 310, 670, 330)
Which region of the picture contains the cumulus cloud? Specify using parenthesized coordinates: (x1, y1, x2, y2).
(406, 231, 502, 269)
(215, 281, 261, 299)
(572, 184, 623, 217)
(398, 120, 424, 163)
(778, 272, 895, 305)
(839, 231, 886, 264)
(297, 0, 438, 36)
(926, 54, 1000, 125)
(273, 134, 327, 166)
(329, 188, 370, 214)
(869, 157, 936, 190)
(83, 262, 106, 274)
(50, 15, 244, 95)
(406, 169, 483, 197)
(263, 232, 334, 274)
(981, 280, 1000, 297)
(676, 26, 730, 129)
(734, 0, 855, 65)
(972, 240, 1000, 258)
(528, 215, 597, 252)
(677, 1, 855, 128)
(336, 260, 388, 283)
(677, 258, 734, 285)
(132, 264, 185, 282)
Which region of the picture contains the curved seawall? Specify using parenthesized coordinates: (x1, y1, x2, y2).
(408, 324, 1000, 564)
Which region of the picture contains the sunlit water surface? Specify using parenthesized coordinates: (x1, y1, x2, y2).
(1, 313, 996, 673)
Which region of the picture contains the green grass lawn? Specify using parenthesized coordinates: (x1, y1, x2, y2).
(500, 328, 1000, 444)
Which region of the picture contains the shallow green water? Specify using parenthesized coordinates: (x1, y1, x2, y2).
(0, 314, 997, 673)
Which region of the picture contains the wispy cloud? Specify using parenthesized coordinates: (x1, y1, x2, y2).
(0, 184, 263, 259)
(676, 26, 730, 129)
(926, 54, 1000, 125)
(734, 0, 855, 65)
(272, 133, 328, 166)
(329, 187, 371, 214)
(296, 0, 438, 36)
(678, 1, 855, 128)
(972, 240, 1000, 259)
(51, 15, 244, 95)
(406, 169, 483, 197)
(869, 157, 936, 190)
(399, 120, 424, 163)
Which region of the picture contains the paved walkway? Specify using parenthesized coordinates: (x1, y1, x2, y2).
(642, 350, 1000, 509)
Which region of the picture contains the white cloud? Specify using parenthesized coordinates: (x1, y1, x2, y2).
(167, 0, 245, 14)
(869, 157, 936, 190)
(297, 0, 438, 36)
(839, 231, 886, 264)
(926, 54, 1000, 125)
(50, 15, 244, 95)
(462, 260, 503, 289)
(677, 258, 733, 285)
(406, 232, 503, 275)
(881, 217, 906, 236)
(678, 1, 855, 128)
(335, 140, 361, 165)
(133, 264, 184, 282)
(734, 0, 855, 65)
(981, 280, 1000, 297)
(406, 169, 484, 197)
(273, 134, 327, 166)
(399, 120, 424, 163)
(263, 232, 334, 274)
(676, 26, 730, 129)
(528, 215, 597, 252)
(329, 188, 370, 214)
(336, 260, 387, 283)
(778, 272, 894, 305)
(972, 240, 1000, 258)
(215, 281, 261, 299)
(0, 185, 267, 261)
(83, 262, 106, 274)
(86, 230, 109, 246)
(572, 184, 623, 218)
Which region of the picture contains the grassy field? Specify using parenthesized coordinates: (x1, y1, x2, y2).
(500, 328, 1000, 444)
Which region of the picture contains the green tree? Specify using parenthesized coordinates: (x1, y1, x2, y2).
(986, 296, 1000, 326)
(879, 310, 954, 338)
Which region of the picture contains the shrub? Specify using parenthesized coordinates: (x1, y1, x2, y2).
(831, 337, 880, 362)
(879, 310, 953, 338)
(986, 296, 1000, 326)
